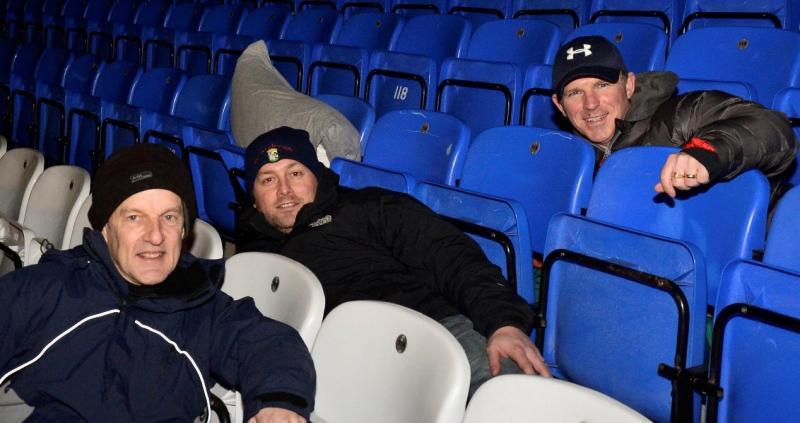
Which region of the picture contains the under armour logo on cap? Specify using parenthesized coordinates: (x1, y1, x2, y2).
(566, 44, 592, 60)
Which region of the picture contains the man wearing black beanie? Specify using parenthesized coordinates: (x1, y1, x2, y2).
(239, 127, 552, 400)
(0, 144, 315, 423)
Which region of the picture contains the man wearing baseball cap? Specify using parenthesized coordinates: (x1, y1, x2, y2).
(238, 127, 551, 399)
(0, 144, 315, 423)
(550, 35, 796, 197)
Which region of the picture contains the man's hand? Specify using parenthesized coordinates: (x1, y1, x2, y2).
(486, 326, 551, 377)
(248, 407, 306, 423)
(655, 152, 711, 197)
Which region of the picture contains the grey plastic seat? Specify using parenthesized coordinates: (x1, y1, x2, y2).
(0, 148, 44, 221)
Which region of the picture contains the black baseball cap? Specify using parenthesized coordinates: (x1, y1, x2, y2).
(552, 36, 628, 98)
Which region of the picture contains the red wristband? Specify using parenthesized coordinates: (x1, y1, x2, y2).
(681, 137, 716, 153)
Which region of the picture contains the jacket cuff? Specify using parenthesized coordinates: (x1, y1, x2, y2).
(246, 392, 312, 421)
(681, 138, 725, 181)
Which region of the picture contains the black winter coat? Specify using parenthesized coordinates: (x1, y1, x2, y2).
(604, 72, 797, 181)
(238, 169, 536, 337)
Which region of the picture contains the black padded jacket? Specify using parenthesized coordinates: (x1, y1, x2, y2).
(237, 168, 536, 337)
(600, 71, 797, 182)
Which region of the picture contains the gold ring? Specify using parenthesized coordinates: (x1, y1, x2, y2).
(685, 174, 697, 179)
(672, 172, 685, 179)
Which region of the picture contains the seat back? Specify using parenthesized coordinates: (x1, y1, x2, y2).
(172, 73, 231, 129)
(186, 218, 223, 260)
(315, 93, 375, 150)
(186, 145, 241, 239)
(447, 0, 509, 29)
(564, 22, 668, 72)
(763, 185, 800, 271)
(92, 59, 142, 103)
(512, 0, 590, 34)
(331, 157, 417, 193)
(236, 5, 290, 40)
(466, 19, 562, 66)
(333, 12, 403, 50)
(463, 375, 650, 422)
(133, 0, 170, 27)
(665, 27, 800, 105)
(391, 0, 447, 16)
(20, 164, 90, 248)
(0, 148, 44, 221)
(163, 2, 205, 32)
(223, 251, 325, 348)
(680, 0, 797, 33)
(392, 14, 470, 60)
(589, 0, 683, 43)
(67, 193, 91, 248)
(459, 126, 594, 256)
(363, 109, 470, 185)
(771, 87, 800, 187)
(197, 4, 248, 35)
(587, 146, 770, 302)
(709, 259, 800, 423)
(311, 300, 470, 423)
(280, 8, 340, 43)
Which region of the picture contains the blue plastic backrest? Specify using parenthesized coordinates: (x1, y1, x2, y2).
(33, 48, 72, 86)
(771, 88, 800, 187)
(564, 22, 668, 72)
(82, 0, 112, 21)
(392, 14, 471, 61)
(281, 9, 341, 44)
(0, 39, 16, 81)
(364, 109, 470, 185)
(448, 0, 509, 27)
(91, 60, 142, 103)
(197, 4, 248, 34)
(134, 0, 170, 27)
(391, 0, 447, 15)
(543, 212, 707, 422)
(106, 0, 139, 25)
(665, 27, 800, 106)
(331, 157, 416, 193)
(172, 74, 231, 129)
(459, 126, 594, 254)
(466, 19, 562, 66)
(237, 6, 290, 40)
(163, 2, 204, 31)
(512, 0, 590, 33)
(676, 78, 755, 101)
(589, 0, 683, 41)
(713, 260, 800, 423)
(587, 146, 770, 303)
(763, 186, 800, 272)
(11, 43, 42, 77)
(681, 0, 797, 32)
(414, 181, 535, 301)
(521, 63, 569, 130)
(62, 54, 104, 92)
(129, 67, 187, 113)
(315, 93, 376, 149)
(334, 12, 403, 50)
(60, 0, 88, 19)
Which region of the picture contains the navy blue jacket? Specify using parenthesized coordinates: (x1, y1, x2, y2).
(0, 230, 315, 422)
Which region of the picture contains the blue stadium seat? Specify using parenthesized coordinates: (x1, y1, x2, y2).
(112, 0, 171, 63)
(564, 22, 668, 72)
(175, 4, 249, 76)
(20, 0, 47, 43)
(706, 191, 800, 423)
(140, 73, 231, 157)
(365, 14, 470, 116)
(435, 19, 561, 134)
(63, 0, 113, 55)
(13, 47, 71, 151)
(186, 144, 244, 240)
(265, 8, 341, 90)
(680, 0, 798, 33)
(331, 156, 417, 193)
(315, 93, 375, 152)
(390, 0, 447, 16)
(413, 181, 533, 299)
(512, 0, 590, 34)
(363, 109, 470, 185)
(5, 0, 38, 42)
(0, 39, 18, 138)
(7, 43, 43, 147)
(540, 146, 769, 422)
(66, 59, 141, 172)
(340, 0, 391, 18)
(589, 0, 684, 43)
(458, 126, 594, 297)
(771, 87, 800, 187)
(99, 67, 187, 160)
(519, 63, 569, 130)
(84, 0, 139, 61)
(665, 27, 800, 106)
(141, 2, 204, 69)
(42, 0, 85, 49)
(211, 5, 290, 75)
(37, 53, 102, 164)
(447, 0, 509, 29)
(676, 78, 754, 100)
(307, 12, 403, 97)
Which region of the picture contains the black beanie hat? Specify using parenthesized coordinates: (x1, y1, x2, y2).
(89, 143, 197, 230)
(245, 127, 323, 194)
